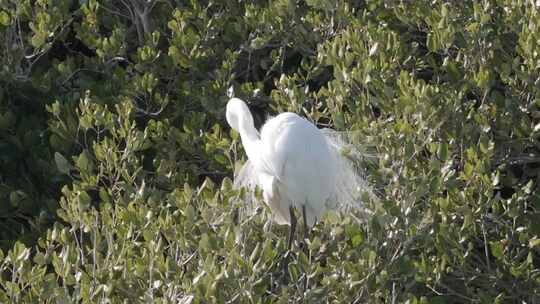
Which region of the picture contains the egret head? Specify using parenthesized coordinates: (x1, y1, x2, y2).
(226, 98, 254, 132)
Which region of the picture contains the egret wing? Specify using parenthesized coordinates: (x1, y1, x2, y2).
(320, 128, 377, 216)
(232, 159, 262, 220)
(234, 159, 258, 189)
(320, 129, 378, 163)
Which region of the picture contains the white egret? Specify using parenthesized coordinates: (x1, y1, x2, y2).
(226, 97, 371, 247)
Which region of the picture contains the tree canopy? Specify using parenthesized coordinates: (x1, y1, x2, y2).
(0, 0, 539, 302)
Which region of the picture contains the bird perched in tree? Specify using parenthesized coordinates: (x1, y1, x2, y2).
(226, 97, 369, 247)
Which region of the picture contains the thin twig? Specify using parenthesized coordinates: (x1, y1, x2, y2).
(481, 215, 491, 273)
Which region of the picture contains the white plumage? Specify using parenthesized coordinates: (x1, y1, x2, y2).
(226, 97, 370, 228)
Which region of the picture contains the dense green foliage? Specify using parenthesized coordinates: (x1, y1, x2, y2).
(1, 0, 540, 302)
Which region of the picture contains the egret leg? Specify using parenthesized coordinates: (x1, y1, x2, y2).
(302, 205, 309, 241)
(287, 205, 297, 250)
(282, 205, 297, 282)
(301, 205, 309, 292)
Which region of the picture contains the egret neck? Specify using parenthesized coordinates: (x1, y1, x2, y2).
(238, 113, 261, 163)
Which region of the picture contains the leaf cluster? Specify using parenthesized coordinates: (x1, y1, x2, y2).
(0, 0, 539, 302)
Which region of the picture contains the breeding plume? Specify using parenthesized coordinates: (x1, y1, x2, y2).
(226, 97, 370, 242)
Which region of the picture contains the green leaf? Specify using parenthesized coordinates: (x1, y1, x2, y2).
(490, 241, 504, 260)
(0, 11, 10, 26)
(463, 162, 474, 177)
(9, 190, 27, 207)
(250, 37, 267, 50)
(78, 191, 91, 210)
(76, 150, 92, 172)
(437, 142, 448, 161)
(351, 234, 363, 247)
(55, 152, 72, 175)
